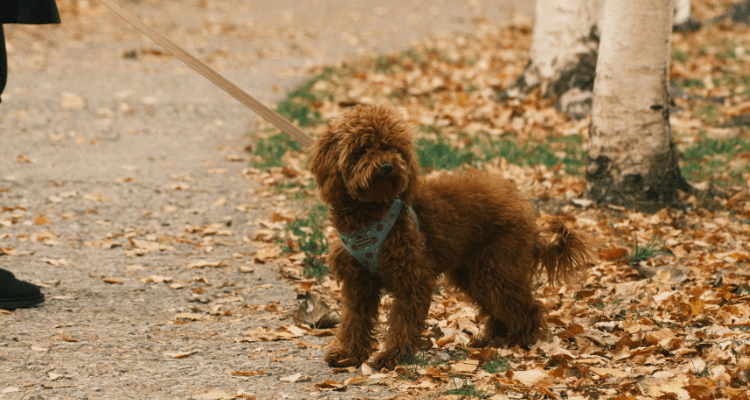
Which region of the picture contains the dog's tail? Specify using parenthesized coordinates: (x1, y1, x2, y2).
(532, 218, 598, 286)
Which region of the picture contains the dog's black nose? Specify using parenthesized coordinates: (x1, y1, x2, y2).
(380, 162, 393, 174)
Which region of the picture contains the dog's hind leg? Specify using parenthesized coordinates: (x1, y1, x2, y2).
(447, 250, 547, 348)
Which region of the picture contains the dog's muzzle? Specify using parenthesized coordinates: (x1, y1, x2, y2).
(380, 162, 393, 174)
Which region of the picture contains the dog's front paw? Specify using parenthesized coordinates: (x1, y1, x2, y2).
(325, 346, 367, 368)
(370, 351, 400, 371)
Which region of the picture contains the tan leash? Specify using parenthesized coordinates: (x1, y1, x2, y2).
(97, 0, 317, 149)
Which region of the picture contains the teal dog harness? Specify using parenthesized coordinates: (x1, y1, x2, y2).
(338, 198, 419, 275)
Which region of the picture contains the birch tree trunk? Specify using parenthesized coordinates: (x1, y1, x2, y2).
(585, 0, 691, 212)
(507, 0, 603, 109)
(673, 0, 701, 32)
(507, 0, 696, 117)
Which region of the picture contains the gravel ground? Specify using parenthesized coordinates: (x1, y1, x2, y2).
(0, 1, 532, 399)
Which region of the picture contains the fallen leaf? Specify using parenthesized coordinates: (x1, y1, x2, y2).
(255, 246, 282, 262)
(513, 368, 549, 386)
(47, 372, 64, 381)
(165, 350, 199, 359)
(292, 292, 339, 329)
(231, 367, 270, 377)
(61, 332, 79, 342)
(315, 379, 347, 391)
(452, 359, 479, 373)
(168, 283, 187, 290)
(253, 229, 276, 242)
(83, 193, 108, 202)
(598, 247, 628, 261)
(232, 393, 256, 400)
(16, 154, 35, 164)
(185, 260, 227, 269)
(192, 390, 233, 400)
(346, 373, 392, 386)
(279, 373, 310, 382)
(140, 275, 173, 284)
(174, 312, 206, 321)
(115, 176, 135, 184)
(41, 258, 69, 266)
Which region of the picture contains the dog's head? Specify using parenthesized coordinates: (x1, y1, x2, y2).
(310, 104, 420, 207)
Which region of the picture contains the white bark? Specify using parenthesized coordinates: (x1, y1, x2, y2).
(586, 0, 688, 210)
(513, 0, 695, 101)
(674, 0, 693, 26)
(510, 0, 603, 97)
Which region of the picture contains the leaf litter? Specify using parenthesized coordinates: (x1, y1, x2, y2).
(234, 1, 750, 398)
(2, 0, 750, 399)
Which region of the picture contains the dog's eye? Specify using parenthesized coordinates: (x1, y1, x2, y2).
(352, 148, 367, 159)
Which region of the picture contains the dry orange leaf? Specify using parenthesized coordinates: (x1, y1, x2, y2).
(452, 359, 479, 373)
(436, 332, 456, 347)
(165, 350, 198, 359)
(0, 247, 20, 256)
(61, 333, 79, 342)
(690, 297, 705, 317)
(231, 368, 270, 377)
(315, 379, 346, 391)
(558, 324, 585, 340)
(598, 247, 628, 261)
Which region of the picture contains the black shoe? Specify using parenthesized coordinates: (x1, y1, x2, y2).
(0, 268, 45, 310)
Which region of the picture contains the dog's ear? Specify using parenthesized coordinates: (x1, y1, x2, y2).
(400, 135, 421, 205)
(310, 121, 343, 205)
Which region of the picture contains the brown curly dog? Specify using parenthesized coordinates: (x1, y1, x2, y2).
(310, 104, 597, 370)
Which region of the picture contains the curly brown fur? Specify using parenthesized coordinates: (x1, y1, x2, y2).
(311, 104, 597, 370)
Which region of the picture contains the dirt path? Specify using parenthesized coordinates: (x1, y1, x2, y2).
(0, 1, 532, 399)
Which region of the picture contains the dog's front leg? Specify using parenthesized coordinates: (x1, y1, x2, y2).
(325, 249, 381, 367)
(370, 269, 434, 370)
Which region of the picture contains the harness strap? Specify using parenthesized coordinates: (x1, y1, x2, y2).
(338, 198, 419, 274)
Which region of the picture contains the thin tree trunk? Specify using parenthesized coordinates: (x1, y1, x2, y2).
(506, 0, 602, 101)
(673, 0, 701, 32)
(506, 0, 697, 117)
(586, 0, 691, 213)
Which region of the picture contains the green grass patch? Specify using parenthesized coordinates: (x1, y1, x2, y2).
(275, 102, 322, 128)
(293, 67, 335, 101)
(672, 48, 690, 63)
(715, 40, 739, 62)
(675, 78, 705, 89)
(251, 69, 336, 169)
(416, 136, 476, 170)
(371, 48, 447, 74)
(251, 132, 305, 169)
(694, 103, 721, 124)
(396, 346, 430, 380)
(415, 130, 586, 175)
(443, 380, 491, 399)
(679, 133, 750, 185)
(711, 74, 750, 96)
(629, 236, 667, 265)
(273, 179, 316, 201)
(481, 356, 510, 374)
(282, 204, 330, 279)
(275, 67, 335, 127)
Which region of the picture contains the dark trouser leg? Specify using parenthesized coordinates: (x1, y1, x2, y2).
(0, 25, 7, 103)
